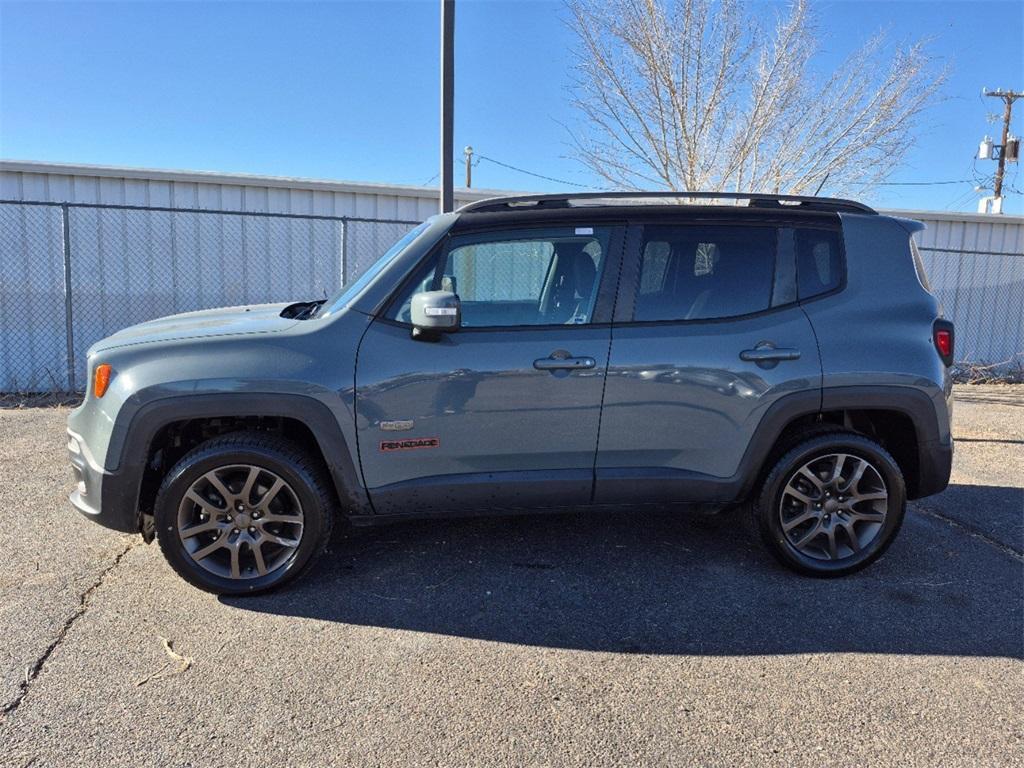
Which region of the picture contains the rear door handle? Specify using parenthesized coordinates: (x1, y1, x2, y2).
(739, 343, 801, 367)
(534, 355, 596, 371)
(740, 348, 801, 362)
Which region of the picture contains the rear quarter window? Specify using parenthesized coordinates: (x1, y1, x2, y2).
(910, 237, 933, 293)
(795, 228, 844, 299)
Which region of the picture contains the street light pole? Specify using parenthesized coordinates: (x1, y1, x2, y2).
(440, 0, 455, 213)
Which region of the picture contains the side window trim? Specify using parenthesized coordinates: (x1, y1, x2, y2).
(381, 222, 626, 330)
(612, 223, 645, 323)
(772, 228, 798, 307)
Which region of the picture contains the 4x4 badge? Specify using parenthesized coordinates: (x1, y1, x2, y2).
(380, 420, 414, 432)
(380, 437, 440, 452)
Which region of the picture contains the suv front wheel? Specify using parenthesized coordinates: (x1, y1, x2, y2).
(153, 433, 334, 595)
(755, 433, 906, 577)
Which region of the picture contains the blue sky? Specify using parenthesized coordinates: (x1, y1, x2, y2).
(1, 0, 1021, 213)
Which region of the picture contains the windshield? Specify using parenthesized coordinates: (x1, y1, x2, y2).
(320, 220, 431, 315)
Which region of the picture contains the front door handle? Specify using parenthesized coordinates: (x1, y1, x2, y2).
(534, 353, 596, 371)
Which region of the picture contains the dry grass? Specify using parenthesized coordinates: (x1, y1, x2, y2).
(951, 358, 1024, 385)
(0, 392, 83, 410)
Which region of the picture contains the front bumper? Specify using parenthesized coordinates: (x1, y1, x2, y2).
(67, 429, 140, 533)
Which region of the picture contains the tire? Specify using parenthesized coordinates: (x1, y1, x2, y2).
(154, 433, 334, 595)
(754, 432, 906, 577)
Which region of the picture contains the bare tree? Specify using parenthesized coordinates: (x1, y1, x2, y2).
(567, 0, 947, 195)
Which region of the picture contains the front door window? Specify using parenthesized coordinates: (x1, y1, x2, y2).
(389, 226, 614, 328)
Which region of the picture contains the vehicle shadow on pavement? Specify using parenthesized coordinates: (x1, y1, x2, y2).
(226, 487, 1023, 658)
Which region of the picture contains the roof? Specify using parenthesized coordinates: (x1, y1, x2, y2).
(458, 191, 875, 215)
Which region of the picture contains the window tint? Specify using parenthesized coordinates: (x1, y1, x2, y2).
(389, 226, 612, 327)
(795, 228, 843, 299)
(633, 225, 777, 321)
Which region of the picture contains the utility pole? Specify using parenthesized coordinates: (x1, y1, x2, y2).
(464, 145, 473, 188)
(987, 89, 1021, 199)
(439, 0, 455, 213)
(978, 88, 1021, 213)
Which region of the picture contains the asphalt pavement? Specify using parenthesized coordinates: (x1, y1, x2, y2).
(1, 386, 1021, 767)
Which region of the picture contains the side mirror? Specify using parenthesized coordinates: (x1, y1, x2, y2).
(410, 290, 461, 339)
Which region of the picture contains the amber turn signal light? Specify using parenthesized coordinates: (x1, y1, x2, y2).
(93, 364, 112, 398)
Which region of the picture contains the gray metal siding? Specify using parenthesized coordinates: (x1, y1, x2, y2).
(902, 211, 1024, 364)
(2, 162, 1022, 390)
(0, 163, 495, 218)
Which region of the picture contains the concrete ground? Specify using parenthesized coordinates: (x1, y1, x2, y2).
(1, 386, 1021, 767)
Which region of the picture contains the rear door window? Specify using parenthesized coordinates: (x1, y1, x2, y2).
(633, 225, 778, 321)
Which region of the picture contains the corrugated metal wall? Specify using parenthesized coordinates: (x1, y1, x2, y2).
(904, 211, 1024, 364)
(0, 162, 502, 390)
(2, 161, 1022, 391)
(0, 161, 492, 219)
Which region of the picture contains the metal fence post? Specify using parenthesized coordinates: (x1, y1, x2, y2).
(341, 219, 349, 287)
(60, 203, 76, 391)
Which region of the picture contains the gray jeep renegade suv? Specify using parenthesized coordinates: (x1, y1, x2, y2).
(67, 192, 954, 594)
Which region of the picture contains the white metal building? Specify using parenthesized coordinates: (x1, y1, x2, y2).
(1, 160, 1022, 391)
(0, 160, 499, 219)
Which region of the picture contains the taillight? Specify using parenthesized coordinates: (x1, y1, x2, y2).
(93, 363, 112, 398)
(933, 321, 954, 366)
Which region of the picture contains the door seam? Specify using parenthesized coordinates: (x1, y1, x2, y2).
(799, 303, 825, 412)
(590, 224, 630, 502)
(352, 311, 378, 514)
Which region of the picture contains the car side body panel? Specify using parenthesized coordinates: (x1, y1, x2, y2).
(355, 320, 613, 514)
(803, 213, 952, 435)
(66, 309, 376, 532)
(595, 306, 822, 495)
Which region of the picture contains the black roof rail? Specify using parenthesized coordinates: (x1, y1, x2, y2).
(457, 191, 876, 215)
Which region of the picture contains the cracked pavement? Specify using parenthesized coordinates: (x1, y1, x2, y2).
(1, 386, 1021, 767)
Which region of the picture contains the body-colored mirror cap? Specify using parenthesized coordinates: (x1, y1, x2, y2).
(410, 291, 461, 331)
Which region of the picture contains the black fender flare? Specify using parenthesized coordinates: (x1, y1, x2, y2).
(103, 392, 370, 532)
(736, 384, 948, 500)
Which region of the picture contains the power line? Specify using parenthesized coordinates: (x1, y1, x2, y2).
(429, 156, 978, 192)
(475, 154, 602, 189)
(875, 179, 976, 186)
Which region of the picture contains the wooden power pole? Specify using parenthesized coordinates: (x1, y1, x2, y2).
(984, 89, 1022, 204)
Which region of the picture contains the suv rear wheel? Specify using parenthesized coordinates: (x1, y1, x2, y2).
(154, 433, 333, 595)
(755, 432, 906, 577)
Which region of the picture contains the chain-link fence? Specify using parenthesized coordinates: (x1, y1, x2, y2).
(0, 201, 418, 392)
(917, 246, 1024, 366)
(2, 200, 1022, 392)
